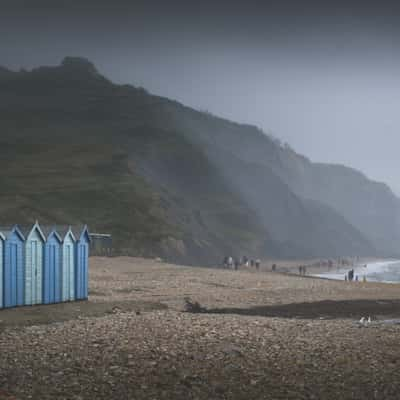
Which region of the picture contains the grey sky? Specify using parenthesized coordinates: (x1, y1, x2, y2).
(2, 0, 400, 193)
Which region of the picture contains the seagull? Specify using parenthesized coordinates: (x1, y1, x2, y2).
(367, 316, 372, 324)
(359, 317, 366, 324)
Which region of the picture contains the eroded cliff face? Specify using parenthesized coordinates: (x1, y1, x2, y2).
(162, 103, 399, 256)
(0, 57, 388, 264)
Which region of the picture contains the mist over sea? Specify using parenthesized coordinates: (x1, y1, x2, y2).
(312, 260, 400, 283)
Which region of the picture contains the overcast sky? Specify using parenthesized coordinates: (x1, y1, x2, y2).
(2, 0, 400, 193)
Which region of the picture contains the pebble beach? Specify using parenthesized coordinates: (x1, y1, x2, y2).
(1, 257, 400, 399)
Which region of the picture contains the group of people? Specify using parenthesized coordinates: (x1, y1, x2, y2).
(298, 265, 307, 276)
(313, 258, 355, 270)
(222, 256, 261, 270)
(345, 269, 358, 281)
(345, 268, 367, 282)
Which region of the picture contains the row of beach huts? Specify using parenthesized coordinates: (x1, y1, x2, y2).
(0, 222, 90, 309)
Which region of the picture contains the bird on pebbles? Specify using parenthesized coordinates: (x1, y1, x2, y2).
(358, 316, 372, 326)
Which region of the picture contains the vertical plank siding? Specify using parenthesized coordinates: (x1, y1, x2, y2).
(43, 232, 62, 304)
(3, 229, 25, 308)
(75, 228, 90, 300)
(25, 228, 44, 306)
(62, 233, 75, 302)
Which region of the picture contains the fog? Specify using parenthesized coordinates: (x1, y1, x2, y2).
(2, 0, 400, 193)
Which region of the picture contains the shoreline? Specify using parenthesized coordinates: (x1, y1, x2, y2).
(311, 259, 400, 283)
(255, 257, 400, 284)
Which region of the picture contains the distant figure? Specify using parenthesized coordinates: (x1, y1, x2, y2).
(272, 264, 276, 272)
(355, 275, 359, 282)
(234, 258, 239, 271)
(223, 256, 228, 268)
(228, 256, 233, 269)
(250, 259, 255, 267)
(298, 266, 303, 275)
(348, 269, 354, 282)
(345, 274, 348, 281)
(255, 259, 260, 270)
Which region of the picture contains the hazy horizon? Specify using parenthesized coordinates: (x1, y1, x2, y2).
(2, 0, 400, 194)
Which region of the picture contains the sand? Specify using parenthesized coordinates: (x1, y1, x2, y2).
(1, 257, 400, 399)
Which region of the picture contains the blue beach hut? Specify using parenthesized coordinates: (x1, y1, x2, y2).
(22, 222, 46, 306)
(1, 225, 25, 308)
(74, 225, 90, 300)
(43, 227, 63, 304)
(0, 231, 5, 309)
(60, 226, 76, 302)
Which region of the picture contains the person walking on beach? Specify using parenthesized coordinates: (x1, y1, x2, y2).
(255, 259, 260, 270)
(348, 269, 354, 282)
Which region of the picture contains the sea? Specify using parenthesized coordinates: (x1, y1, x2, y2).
(312, 260, 400, 283)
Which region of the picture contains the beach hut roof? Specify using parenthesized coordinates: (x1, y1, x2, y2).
(41, 225, 63, 242)
(71, 225, 91, 242)
(19, 221, 46, 242)
(0, 225, 25, 241)
(54, 225, 76, 242)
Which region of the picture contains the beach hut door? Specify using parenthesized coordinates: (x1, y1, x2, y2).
(10, 244, 18, 306)
(32, 241, 37, 303)
(31, 240, 42, 304)
(65, 244, 71, 299)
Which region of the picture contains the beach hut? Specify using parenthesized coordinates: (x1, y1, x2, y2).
(0, 231, 5, 309)
(74, 225, 90, 300)
(2, 225, 25, 308)
(43, 227, 63, 304)
(60, 227, 76, 302)
(22, 222, 46, 305)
